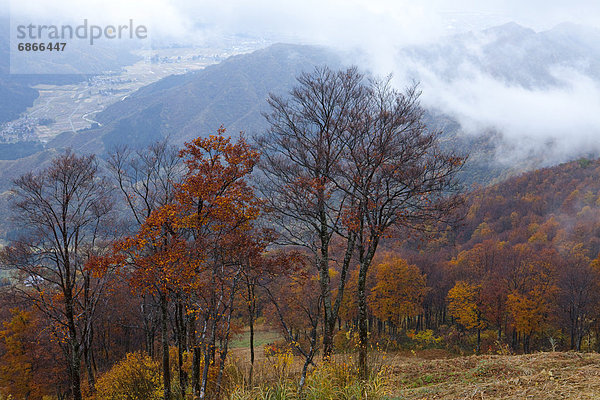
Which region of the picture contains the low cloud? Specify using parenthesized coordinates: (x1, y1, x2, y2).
(402, 60, 600, 163)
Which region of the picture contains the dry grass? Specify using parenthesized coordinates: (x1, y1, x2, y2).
(225, 327, 600, 399)
(387, 351, 600, 399)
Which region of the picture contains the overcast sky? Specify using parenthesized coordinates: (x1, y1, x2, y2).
(4, 0, 600, 164)
(5, 0, 600, 44)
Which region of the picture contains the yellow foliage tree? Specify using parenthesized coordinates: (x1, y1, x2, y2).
(0, 310, 33, 400)
(369, 255, 428, 330)
(505, 246, 558, 353)
(447, 281, 487, 353)
(507, 290, 547, 338)
(472, 222, 493, 241)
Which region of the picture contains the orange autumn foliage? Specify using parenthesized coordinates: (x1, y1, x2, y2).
(111, 130, 261, 296)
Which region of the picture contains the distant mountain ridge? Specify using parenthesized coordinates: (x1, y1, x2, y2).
(0, 21, 597, 189)
(55, 22, 600, 169)
(0, 23, 599, 242)
(0, 22, 598, 169)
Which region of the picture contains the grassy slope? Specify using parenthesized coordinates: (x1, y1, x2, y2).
(388, 351, 600, 399)
(230, 326, 281, 350)
(229, 327, 600, 399)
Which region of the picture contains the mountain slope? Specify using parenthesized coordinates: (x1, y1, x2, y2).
(56, 43, 342, 154)
(452, 157, 600, 257)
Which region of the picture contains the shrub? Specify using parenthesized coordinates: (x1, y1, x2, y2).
(229, 356, 391, 400)
(263, 340, 290, 358)
(304, 360, 390, 400)
(94, 352, 163, 400)
(264, 346, 294, 385)
(406, 329, 443, 350)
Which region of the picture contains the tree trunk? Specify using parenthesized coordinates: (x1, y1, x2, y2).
(570, 311, 576, 350)
(142, 295, 156, 358)
(84, 340, 96, 390)
(511, 329, 517, 351)
(318, 226, 334, 360)
(65, 289, 82, 400)
(160, 292, 171, 400)
(68, 347, 82, 400)
(576, 317, 583, 352)
(192, 347, 201, 397)
(298, 317, 318, 394)
(175, 298, 187, 398)
(189, 315, 198, 398)
(357, 263, 369, 380)
(357, 241, 377, 381)
(82, 277, 96, 392)
(192, 317, 207, 399)
(328, 233, 356, 358)
(216, 275, 239, 398)
(247, 282, 256, 388)
(199, 316, 216, 400)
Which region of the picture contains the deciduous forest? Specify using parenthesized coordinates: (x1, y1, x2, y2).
(2, 67, 600, 400)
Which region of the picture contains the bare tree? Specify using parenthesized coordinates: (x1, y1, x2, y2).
(2, 150, 114, 400)
(339, 79, 464, 378)
(260, 67, 464, 378)
(256, 66, 365, 359)
(107, 140, 182, 229)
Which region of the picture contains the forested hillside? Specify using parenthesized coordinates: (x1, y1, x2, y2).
(1, 45, 600, 400)
(386, 157, 600, 354)
(459, 157, 600, 253)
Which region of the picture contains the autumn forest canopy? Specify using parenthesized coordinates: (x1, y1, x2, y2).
(2, 66, 600, 400)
